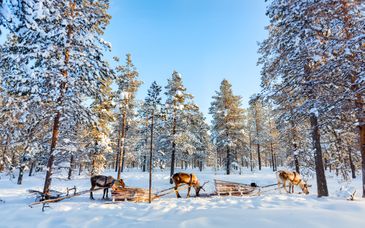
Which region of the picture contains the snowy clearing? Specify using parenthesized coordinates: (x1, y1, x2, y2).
(0, 168, 364, 228)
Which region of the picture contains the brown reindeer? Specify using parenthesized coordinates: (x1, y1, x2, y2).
(276, 170, 309, 194)
(171, 172, 207, 198)
(90, 175, 125, 200)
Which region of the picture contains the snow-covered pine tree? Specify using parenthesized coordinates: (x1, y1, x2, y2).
(114, 54, 142, 177)
(137, 81, 162, 172)
(1, 0, 112, 195)
(311, 0, 365, 197)
(248, 94, 266, 171)
(89, 77, 115, 175)
(163, 71, 194, 182)
(259, 0, 334, 197)
(187, 108, 212, 171)
(209, 79, 245, 175)
(266, 103, 280, 172)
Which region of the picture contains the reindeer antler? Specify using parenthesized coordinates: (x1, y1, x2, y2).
(200, 181, 209, 192)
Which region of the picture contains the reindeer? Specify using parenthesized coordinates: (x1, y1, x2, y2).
(171, 172, 207, 198)
(276, 170, 309, 194)
(90, 175, 125, 200)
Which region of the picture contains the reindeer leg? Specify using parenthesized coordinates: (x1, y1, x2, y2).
(187, 186, 191, 198)
(102, 189, 107, 199)
(90, 186, 95, 200)
(174, 184, 181, 198)
(105, 188, 109, 199)
(283, 180, 289, 193)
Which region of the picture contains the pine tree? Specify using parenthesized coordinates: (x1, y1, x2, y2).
(209, 79, 245, 175)
(89, 77, 115, 175)
(1, 0, 112, 195)
(114, 54, 142, 178)
(163, 71, 194, 182)
(259, 0, 330, 196)
(248, 95, 265, 171)
(137, 81, 162, 170)
(188, 108, 212, 171)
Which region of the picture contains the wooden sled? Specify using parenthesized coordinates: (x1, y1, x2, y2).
(112, 187, 158, 203)
(214, 179, 260, 196)
(29, 186, 108, 211)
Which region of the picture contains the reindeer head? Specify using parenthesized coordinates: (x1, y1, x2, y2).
(118, 178, 126, 188)
(300, 181, 310, 195)
(194, 181, 209, 196)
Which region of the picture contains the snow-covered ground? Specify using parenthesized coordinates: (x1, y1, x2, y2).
(0, 168, 364, 228)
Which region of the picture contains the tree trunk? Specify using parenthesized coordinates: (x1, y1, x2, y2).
(17, 164, 25, 185)
(43, 112, 61, 195)
(117, 110, 127, 180)
(310, 113, 328, 197)
(270, 142, 275, 172)
(169, 103, 177, 184)
(142, 155, 147, 172)
(226, 146, 230, 175)
(290, 107, 300, 173)
(148, 112, 154, 203)
(29, 160, 35, 177)
(115, 123, 121, 172)
(78, 163, 82, 175)
(2, 134, 10, 168)
(256, 144, 261, 170)
(121, 126, 128, 172)
(347, 147, 356, 179)
(274, 154, 278, 171)
(67, 154, 74, 180)
(360, 125, 365, 197)
(249, 132, 253, 172)
(91, 158, 96, 176)
(293, 146, 300, 174)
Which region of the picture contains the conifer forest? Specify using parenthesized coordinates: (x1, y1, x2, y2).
(0, 1, 364, 227)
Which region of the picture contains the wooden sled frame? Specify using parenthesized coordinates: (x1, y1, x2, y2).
(214, 179, 261, 196)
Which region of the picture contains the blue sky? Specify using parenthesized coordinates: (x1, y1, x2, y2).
(103, 0, 269, 117)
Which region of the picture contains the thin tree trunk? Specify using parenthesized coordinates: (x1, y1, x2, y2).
(121, 126, 128, 172)
(249, 132, 253, 172)
(360, 125, 365, 197)
(270, 142, 275, 172)
(290, 107, 300, 173)
(347, 147, 355, 179)
(310, 113, 328, 197)
(142, 155, 147, 172)
(91, 158, 96, 176)
(29, 160, 35, 176)
(43, 112, 61, 195)
(169, 102, 177, 184)
(115, 123, 121, 172)
(17, 164, 25, 185)
(149, 112, 154, 203)
(293, 146, 300, 174)
(67, 154, 74, 180)
(226, 146, 230, 175)
(117, 110, 127, 180)
(257, 144, 261, 170)
(78, 163, 82, 176)
(2, 134, 10, 168)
